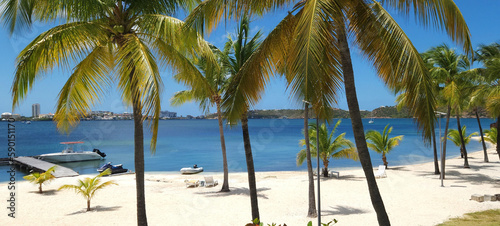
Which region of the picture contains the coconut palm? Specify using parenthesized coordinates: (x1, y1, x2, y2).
(366, 124, 404, 169)
(297, 120, 358, 177)
(447, 126, 478, 156)
(467, 69, 490, 162)
(483, 128, 497, 145)
(221, 15, 263, 221)
(23, 165, 57, 193)
(474, 43, 500, 160)
(424, 44, 472, 169)
(1, 1, 207, 224)
(171, 43, 231, 192)
(185, 1, 471, 224)
(58, 169, 117, 211)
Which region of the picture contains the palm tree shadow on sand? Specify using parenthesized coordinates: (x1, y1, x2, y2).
(322, 205, 370, 216)
(194, 187, 270, 199)
(67, 206, 122, 216)
(28, 189, 59, 196)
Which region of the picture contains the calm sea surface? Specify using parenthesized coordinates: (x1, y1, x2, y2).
(0, 118, 495, 182)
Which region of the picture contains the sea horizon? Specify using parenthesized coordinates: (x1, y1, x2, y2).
(0, 118, 495, 182)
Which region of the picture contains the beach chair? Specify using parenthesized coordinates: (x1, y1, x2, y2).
(204, 176, 218, 187)
(184, 179, 200, 188)
(374, 165, 387, 178)
(329, 170, 340, 178)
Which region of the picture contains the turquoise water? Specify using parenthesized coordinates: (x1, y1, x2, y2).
(0, 118, 495, 182)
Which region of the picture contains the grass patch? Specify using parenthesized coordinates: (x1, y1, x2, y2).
(437, 209, 500, 226)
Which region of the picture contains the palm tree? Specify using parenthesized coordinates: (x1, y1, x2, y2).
(171, 44, 231, 192)
(221, 15, 263, 221)
(483, 128, 497, 146)
(58, 169, 117, 211)
(2, 1, 207, 225)
(23, 165, 57, 193)
(475, 43, 500, 160)
(447, 126, 478, 157)
(425, 44, 472, 169)
(467, 70, 490, 162)
(185, 1, 471, 224)
(366, 124, 404, 169)
(297, 120, 358, 177)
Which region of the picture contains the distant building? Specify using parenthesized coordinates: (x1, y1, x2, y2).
(160, 110, 177, 118)
(32, 103, 40, 118)
(1, 112, 20, 119)
(39, 113, 54, 119)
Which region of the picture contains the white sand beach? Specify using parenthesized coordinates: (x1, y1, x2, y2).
(2, 148, 499, 225)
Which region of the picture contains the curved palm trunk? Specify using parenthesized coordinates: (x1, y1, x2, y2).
(441, 105, 451, 179)
(241, 113, 259, 221)
(475, 108, 488, 162)
(496, 116, 500, 160)
(304, 104, 317, 217)
(87, 199, 91, 211)
(338, 29, 390, 226)
(431, 124, 440, 174)
(216, 100, 230, 192)
(456, 114, 469, 168)
(382, 154, 388, 169)
(322, 159, 330, 177)
(132, 90, 148, 226)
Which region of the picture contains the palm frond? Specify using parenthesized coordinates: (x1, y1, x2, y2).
(11, 21, 108, 108)
(54, 45, 113, 133)
(116, 34, 162, 152)
(349, 1, 436, 142)
(380, 0, 472, 55)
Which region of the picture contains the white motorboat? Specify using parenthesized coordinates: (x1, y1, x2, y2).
(39, 141, 106, 163)
(180, 166, 203, 174)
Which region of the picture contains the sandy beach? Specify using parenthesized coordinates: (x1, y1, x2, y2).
(2, 147, 499, 225)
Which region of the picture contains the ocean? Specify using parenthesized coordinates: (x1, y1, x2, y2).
(0, 118, 495, 182)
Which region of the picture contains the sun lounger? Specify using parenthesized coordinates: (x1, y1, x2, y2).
(204, 176, 218, 187)
(184, 179, 200, 188)
(375, 165, 387, 178)
(329, 170, 339, 178)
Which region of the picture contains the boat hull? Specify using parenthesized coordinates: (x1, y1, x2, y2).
(39, 152, 103, 163)
(180, 167, 203, 174)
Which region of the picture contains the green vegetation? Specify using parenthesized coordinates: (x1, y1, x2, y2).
(58, 169, 117, 211)
(297, 120, 358, 177)
(447, 126, 478, 159)
(366, 124, 404, 169)
(23, 166, 57, 193)
(483, 128, 497, 145)
(437, 209, 500, 226)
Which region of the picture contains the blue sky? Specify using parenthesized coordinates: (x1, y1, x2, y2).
(0, 1, 499, 117)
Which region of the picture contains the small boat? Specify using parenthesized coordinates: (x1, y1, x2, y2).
(39, 141, 106, 163)
(180, 165, 203, 174)
(26, 121, 31, 124)
(368, 119, 374, 124)
(98, 162, 128, 174)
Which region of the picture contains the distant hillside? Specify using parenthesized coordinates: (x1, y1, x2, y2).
(205, 105, 490, 119)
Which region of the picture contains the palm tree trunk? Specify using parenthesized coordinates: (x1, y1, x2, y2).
(132, 90, 148, 226)
(496, 116, 500, 160)
(241, 112, 259, 221)
(323, 159, 329, 177)
(338, 27, 390, 226)
(431, 123, 440, 174)
(39, 184, 42, 193)
(382, 154, 388, 169)
(456, 114, 469, 168)
(304, 103, 317, 217)
(217, 100, 230, 192)
(441, 105, 451, 179)
(475, 108, 488, 162)
(87, 199, 91, 211)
